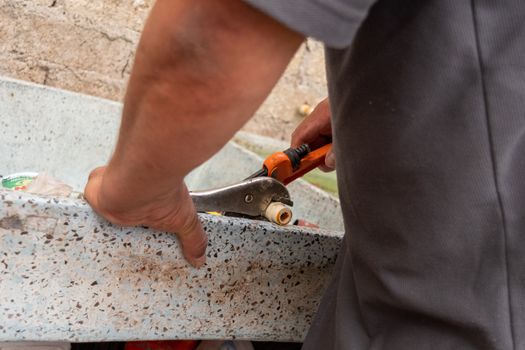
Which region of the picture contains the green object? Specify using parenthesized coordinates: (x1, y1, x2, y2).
(303, 169, 338, 195)
(1, 172, 38, 190)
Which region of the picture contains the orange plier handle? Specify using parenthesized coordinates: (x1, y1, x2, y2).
(263, 143, 332, 185)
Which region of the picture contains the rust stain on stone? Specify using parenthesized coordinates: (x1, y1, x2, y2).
(114, 253, 189, 285)
(0, 214, 58, 233)
(0, 215, 23, 230)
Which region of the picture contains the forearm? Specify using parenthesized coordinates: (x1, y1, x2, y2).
(104, 0, 303, 201)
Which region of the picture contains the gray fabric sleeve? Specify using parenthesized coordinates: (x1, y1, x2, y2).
(244, 0, 376, 48)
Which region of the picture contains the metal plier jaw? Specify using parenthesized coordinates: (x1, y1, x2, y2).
(190, 177, 293, 225)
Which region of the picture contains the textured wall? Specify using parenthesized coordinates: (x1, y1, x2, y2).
(0, 0, 327, 140)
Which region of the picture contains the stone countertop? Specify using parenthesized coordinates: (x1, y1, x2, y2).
(0, 189, 342, 342)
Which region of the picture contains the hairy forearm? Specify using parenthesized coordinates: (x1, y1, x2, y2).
(104, 0, 302, 200)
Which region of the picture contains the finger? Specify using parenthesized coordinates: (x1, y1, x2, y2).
(291, 98, 331, 148)
(319, 164, 335, 172)
(325, 148, 336, 169)
(84, 167, 106, 208)
(84, 166, 138, 226)
(169, 189, 208, 268)
(291, 114, 329, 148)
(88, 166, 106, 181)
(319, 148, 336, 172)
(178, 211, 208, 268)
(291, 119, 320, 148)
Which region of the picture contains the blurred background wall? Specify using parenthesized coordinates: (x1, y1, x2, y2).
(0, 0, 328, 140)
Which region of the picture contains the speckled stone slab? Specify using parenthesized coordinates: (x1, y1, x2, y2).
(0, 189, 342, 342)
(0, 75, 344, 342)
(0, 76, 343, 232)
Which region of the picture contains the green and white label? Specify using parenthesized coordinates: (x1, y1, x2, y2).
(1, 172, 38, 190)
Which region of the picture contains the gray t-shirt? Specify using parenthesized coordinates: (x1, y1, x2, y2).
(246, 1, 525, 349)
(244, 0, 373, 48)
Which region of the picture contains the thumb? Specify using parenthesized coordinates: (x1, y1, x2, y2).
(172, 190, 208, 268)
(324, 148, 336, 170)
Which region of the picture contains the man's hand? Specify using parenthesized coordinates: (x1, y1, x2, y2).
(84, 167, 207, 267)
(291, 98, 335, 172)
(84, 0, 303, 267)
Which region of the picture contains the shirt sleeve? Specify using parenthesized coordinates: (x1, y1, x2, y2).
(244, 0, 377, 48)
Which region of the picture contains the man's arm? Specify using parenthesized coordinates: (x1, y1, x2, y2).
(84, 0, 303, 267)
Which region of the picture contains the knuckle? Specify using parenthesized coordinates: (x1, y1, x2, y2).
(88, 166, 105, 180)
(96, 206, 130, 226)
(158, 198, 201, 239)
(178, 212, 201, 238)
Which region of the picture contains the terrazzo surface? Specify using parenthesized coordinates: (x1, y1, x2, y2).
(0, 189, 342, 342)
(0, 76, 343, 232)
(0, 75, 344, 342)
